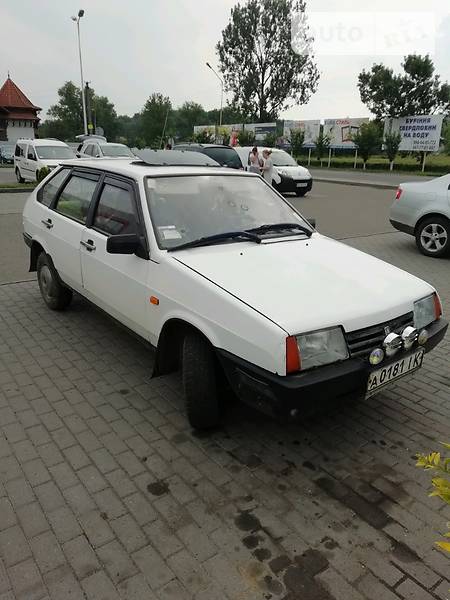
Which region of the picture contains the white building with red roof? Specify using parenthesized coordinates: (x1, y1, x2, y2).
(0, 76, 41, 142)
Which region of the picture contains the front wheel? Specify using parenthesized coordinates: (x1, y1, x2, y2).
(37, 253, 73, 310)
(16, 168, 24, 183)
(182, 332, 220, 429)
(295, 190, 307, 197)
(415, 217, 450, 258)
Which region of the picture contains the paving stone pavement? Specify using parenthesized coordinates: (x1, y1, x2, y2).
(0, 230, 449, 600)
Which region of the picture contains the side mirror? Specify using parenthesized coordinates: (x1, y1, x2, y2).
(306, 217, 316, 228)
(28, 153, 35, 160)
(106, 233, 147, 258)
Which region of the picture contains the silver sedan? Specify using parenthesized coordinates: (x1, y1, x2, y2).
(390, 174, 450, 257)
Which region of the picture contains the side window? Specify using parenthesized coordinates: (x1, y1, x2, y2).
(83, 145, 91, 156)
(15, 144, 25, 157)
(93, 145, 100, 157)
(27, 147, 36, 161)
(39, 169, 69, 207)
(55, 175, 98, 224)
(93, 183, 138, 236)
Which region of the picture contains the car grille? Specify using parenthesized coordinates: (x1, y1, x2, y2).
(346, 312, 414, 358)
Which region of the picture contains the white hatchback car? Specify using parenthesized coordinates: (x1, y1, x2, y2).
(23, 153, 447, 428)
(390, 174, 450, 257)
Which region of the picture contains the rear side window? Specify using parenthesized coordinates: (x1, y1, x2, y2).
(39, 169, 69, 207)
(203, 147, 242, 169)
(93, 183, 138, 235)
(55, 175, 98, 224)
(15, 144, 25, 157)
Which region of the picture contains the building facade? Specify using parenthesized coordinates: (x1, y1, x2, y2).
(0, 76, 41, 143)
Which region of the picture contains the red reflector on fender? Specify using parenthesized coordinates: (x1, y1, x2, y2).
(395, 187, 402, 200)
(150, 296, 159, 306)
(286, 336, 301, 374)
(434, 293, 442, 319)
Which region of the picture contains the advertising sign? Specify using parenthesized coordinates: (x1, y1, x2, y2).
(283, 120, 320, 145)
(244, 122, 277, 141)
(323, 118, 370, 148)
(384, 115, 443, 152)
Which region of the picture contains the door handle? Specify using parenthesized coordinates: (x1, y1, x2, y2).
(41, 219, 53, 229)
(80, 239, 96, 252)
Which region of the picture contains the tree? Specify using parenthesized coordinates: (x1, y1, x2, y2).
(383, 131, 402, 170)
(43, 81, 119, 141)
(352, 122, 382, 169)
(263, 132, 278, 147)
(358, 55, 450, 119)
(116, 113, 143, 147)
(314, 131, 330, 163)
(443, 121, 450, 155)
(290, 128, 305, 156)
(174, 102, 207, 141)
(141, 93, 172, 148)
(217, 0, 319, 122)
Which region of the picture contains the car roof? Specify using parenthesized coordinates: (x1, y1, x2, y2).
(174, 143, 233, 149)
(59, 158, 258, 179)
(17, 138, 69, 147)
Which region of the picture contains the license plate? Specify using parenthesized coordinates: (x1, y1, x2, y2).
(366, 349, 424, 397)
(296, 182, 308, 187)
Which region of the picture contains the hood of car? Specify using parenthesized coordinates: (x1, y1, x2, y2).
(173, 234, 433, 335)
(274, 164, 311, 179)
(39, 159, 68, 167)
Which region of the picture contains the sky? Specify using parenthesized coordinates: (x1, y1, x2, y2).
(1, 0, 449, 123)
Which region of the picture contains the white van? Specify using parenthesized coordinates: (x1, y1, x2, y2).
(14, 139, 75, 183)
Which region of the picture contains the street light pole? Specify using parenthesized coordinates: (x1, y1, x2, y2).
(71, 10, 88, 136)
(206, 62, 223, 127)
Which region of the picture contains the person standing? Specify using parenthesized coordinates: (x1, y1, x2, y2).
(261, 148, 274, 185)
(248, 147, 262, 174)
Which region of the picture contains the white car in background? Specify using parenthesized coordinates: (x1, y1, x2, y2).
(77, 139, 135, 159)
(233, 146, 313, 196)
(22, 152, 447, 429)
(390, 174, 450, 257)
(14, 138, 75, 182)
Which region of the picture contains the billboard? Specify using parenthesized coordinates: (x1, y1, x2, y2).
(384, 115, 443, 152)
(283, 120, 321, 145)
(244, 122, 277, 141)
(323, 118, 370, 148)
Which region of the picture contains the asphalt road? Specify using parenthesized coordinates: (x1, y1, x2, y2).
(308, 167, 435, 186)
(0, 182, 398, 285)
(0, 166, 16, 184)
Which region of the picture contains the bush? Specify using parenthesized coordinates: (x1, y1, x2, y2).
(290, 129, 305, 156)
(238, 129, 255, 146)
(193, 129, 214, 143)
(36, 167, 51, 182)
(352, 121, 382, 168)
(263, 132, 278, 148)
(416, 443, 450, 553)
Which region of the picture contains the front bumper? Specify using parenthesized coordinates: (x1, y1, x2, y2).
(275, 174, 313, 194)
(218, 318, 448, 418)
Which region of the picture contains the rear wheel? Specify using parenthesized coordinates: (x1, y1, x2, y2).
(37, 253, 73, 310)
(415, 217, 450, 258)
(16, 168, 24, 183)
(182, 331, 220, 429)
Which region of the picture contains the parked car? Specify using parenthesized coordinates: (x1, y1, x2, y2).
(233, 146, 313, 196)
(0, 144, 15, 164)
(14, 138, 75, 183)
(390, 174, 450, 257)
(22, 156, 447, 429)
(173, 143, 243, 169)
(77, 139, 135, 159)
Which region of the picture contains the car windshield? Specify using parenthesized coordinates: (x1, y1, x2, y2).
(270, 151, 298, 167)
(36, 146, 75, 159)
(145, 174, 309, 250)
(202, 147, 242, 169)
(101, 144, 133, 157)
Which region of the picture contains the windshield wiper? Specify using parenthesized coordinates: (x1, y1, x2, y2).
(168, 230, 261, 252)
(247, 222, 312, 237)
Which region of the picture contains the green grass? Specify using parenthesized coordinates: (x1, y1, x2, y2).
(0, 182, 36, 190)
(295, 153, 450, 176)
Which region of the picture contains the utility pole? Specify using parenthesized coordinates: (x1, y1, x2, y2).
(71, 9, 88, 135)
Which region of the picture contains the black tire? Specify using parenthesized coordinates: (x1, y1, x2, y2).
(182, 332, 220, 429)
(37, 252, 73, 310)
(295, 190, 307, 197)
(415, 216, 450, 258)
(15, 168, 24, 184)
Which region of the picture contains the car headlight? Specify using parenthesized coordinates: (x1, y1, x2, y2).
(287, 327, 349, 372)
(414, 293, 441, 329)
